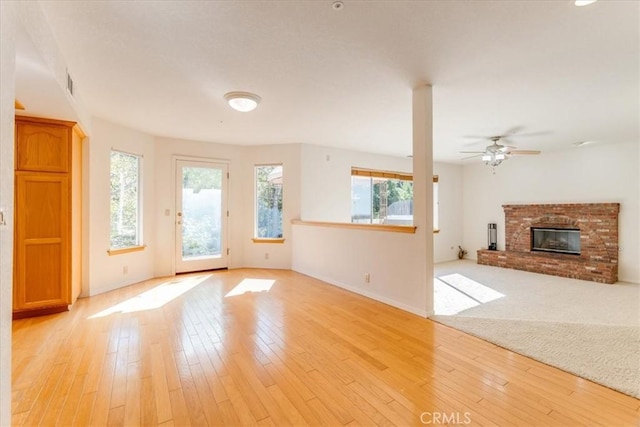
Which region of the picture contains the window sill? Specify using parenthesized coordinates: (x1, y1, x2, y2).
(107, 245, 146, 256)
(252, 238, 285, 244)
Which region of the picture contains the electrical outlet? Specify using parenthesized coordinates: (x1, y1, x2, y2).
(265, 253, 269, 260)
(123, 265, 128, 275)
(364, 273, 370, 283)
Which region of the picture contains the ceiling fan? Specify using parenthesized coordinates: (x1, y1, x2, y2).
(460, 135, 541, 169)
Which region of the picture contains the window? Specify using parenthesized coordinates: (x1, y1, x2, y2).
(351, 167, 439, 232)
(351, 168, 413, 225)
(110, 150, 141, 249)
(255, 164, 283, 239)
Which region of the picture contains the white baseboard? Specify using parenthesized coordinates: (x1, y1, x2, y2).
(293, 267, 429, 318)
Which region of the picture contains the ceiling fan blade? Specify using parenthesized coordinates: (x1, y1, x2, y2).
(462, 135, 491, 139)
(498, 145, 517, 152)
(504, 126, 525, 136)
(508, 150, 541, 155)
(512, 131, 551, 138)
(461, 154, 485, 160)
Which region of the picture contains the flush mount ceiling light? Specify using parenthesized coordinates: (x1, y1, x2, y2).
(224, 92, 261, 112)
(575, 0, 597, 6)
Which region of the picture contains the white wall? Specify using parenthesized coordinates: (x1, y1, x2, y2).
(301, 144, 413, 222)
(241, 144, 302, 269)
(153, 137, 243, 276)
(293, 86, 435, 317)
(87, 118, 157, 295)
(153, 138, 302, 275)
(433, 162, 464, 263)
(300, 144, 463, 263)
(463, 141, 640, 283)
(0, 3, 16, 424)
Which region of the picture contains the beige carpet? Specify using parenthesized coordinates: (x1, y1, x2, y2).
(432, 260, 640, 398)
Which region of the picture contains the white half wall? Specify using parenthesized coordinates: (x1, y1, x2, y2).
(462, 141, 640, 283)
(87, 118, 157, 295)
(293, 85, 435, 317)
(292, 225, 429, 316)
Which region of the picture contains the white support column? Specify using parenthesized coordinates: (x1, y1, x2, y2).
(412, 84, 434, 317)
(0, 1, 16, 425)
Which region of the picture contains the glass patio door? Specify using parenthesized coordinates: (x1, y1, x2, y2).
(175, 160, 228, 273)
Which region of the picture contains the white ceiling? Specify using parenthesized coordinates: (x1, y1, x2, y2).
(18, 1, 640, 162)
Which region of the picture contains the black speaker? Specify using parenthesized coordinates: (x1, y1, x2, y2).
(488, 223, 497, 251)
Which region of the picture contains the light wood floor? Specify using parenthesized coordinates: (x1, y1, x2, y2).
(12, 269, 640, 426)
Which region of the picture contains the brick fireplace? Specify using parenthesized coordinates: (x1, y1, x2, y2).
(477, 203, 620, 284)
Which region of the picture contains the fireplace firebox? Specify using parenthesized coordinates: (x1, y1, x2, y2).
(531, 227, 580, 255)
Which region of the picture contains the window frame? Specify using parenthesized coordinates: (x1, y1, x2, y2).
(253, 163, 285, 243)
(108, 149, 144, 255)
(433, 175, 439, 234)
(350, 167, 439, 233)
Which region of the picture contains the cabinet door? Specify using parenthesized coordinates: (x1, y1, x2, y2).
(14, 172, 70, 311)
(16, 122, 71, 173)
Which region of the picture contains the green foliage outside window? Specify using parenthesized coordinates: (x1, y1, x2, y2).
(372, 179, 413, 220)
(256, 165, 283, 238)
(110, 151, 140, 248)
(181, 167, 222, 257)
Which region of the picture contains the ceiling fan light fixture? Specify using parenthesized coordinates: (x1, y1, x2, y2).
(224, 91, 261, 112)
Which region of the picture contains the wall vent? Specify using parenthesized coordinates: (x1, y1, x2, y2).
(66, 70, 74, 98)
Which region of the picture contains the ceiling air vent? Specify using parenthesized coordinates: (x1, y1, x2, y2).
(66, 70, 74, 98)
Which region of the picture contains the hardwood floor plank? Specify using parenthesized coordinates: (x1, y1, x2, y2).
(10, 269, 639, 426)
(150, 342, 173, 424)
(123, 362, 141, 427)
(173, 351, 208, 426)
(188, 362, 224, 425)
(56, 374, 86, 426)
(107, 405, 125, 426)
(88, 352, 117, 426)
(168, 388, 192, 427)
(38, 350, 84, 425)
(140, 375, 158, 426)
(220, 374, 261, 426)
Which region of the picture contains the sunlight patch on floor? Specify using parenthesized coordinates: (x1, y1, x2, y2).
(225, 278, 275, 297)
(88, 274, 210, 318)
(434, 273, 505, 315)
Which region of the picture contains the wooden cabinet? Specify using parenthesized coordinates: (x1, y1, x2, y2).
(13, 116, 83, 318)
